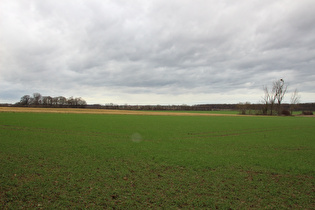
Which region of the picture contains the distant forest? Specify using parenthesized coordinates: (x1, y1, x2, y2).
(15, 93, 87, 108)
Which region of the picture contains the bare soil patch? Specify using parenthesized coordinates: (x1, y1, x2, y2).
(0, 107, 238, 117)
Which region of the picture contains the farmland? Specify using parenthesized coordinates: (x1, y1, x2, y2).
(0, 108, 314, 209)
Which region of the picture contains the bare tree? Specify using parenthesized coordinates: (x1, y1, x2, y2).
(290, 89, 300, 115)
(52, 97, 58, 106)
(32, 93, 42, 105)
(273, 79, 287, 115)
(42, 96, 53, 106)
(262, 86, 275, 115)
(74, 97, 87, 106)
(20, 95, 31, 105)
(42, 96, 48, 105)
(261, 79, 287, 115)
(67, 96, 75, 106)
(57, 96, 67, 105)
(47, 96, 53, 106)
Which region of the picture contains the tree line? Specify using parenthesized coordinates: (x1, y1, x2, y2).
(16, 93, 87, 107)
(87, 102, 314, 113)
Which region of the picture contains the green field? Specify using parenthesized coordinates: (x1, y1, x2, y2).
(1, 111, 314, 209)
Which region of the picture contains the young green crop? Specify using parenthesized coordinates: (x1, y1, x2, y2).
(0, 112, 314, 208)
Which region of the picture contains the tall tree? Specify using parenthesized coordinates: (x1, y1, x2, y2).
(74, 97, 87, 106)
(67, 96, 75, 106)
(290, 89, 300, 114)
(42, 96, 53, 106)
(262, 79, 287, 115)
(273, 79, 287, 115)
(57, 96, 67, 105)
(52, 97, 58, 106)
(20, 95, 31, 105)
(262, 86, 275, 115)
(32, 93, 42, 105)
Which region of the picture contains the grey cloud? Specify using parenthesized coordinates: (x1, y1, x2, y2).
(1, 0, 315, 104)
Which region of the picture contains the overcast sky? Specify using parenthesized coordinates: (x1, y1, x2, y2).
(1, 0, 314, 105)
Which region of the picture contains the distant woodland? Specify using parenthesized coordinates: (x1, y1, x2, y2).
(15, 93, 87, 108)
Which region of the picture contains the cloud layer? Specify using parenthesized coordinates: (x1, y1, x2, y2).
(1, 0, 315, 104)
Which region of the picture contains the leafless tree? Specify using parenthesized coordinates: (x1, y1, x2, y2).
(262, 86, 275, 115)
(42, 96, 53, 106)
(74, 97, 87, 106)
(20, 95, 31, 105)
(52, 97, 58, 106)
(67, 96, 75, 106)
(261, 79, 287, 115)
(57, 96, 67, 105)
(32, 93, 42, 105)
(290, 89, 300, 114)
(273, 79, 287, 115)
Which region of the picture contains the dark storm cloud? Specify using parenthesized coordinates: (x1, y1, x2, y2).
(1, 0, 314, 104)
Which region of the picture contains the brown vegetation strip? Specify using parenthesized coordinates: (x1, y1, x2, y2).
(0, 107, 239, 117)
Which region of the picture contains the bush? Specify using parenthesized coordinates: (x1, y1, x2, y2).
(302, 111, 313, 115)
(281, 110, 291, 116)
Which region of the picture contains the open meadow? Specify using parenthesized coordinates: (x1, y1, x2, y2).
(0, 108, 314, 209)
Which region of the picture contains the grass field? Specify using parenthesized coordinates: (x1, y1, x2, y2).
(0, 108, 314, 209)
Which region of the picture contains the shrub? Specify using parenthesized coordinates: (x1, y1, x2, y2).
(281, 110, 291, 116)
(302, 111, 313, 115)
